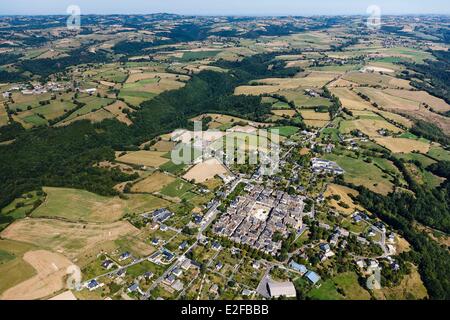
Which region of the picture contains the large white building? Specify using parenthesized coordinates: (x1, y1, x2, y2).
(267, 280, 297, 298)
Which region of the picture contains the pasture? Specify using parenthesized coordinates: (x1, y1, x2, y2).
(324, 184, 364, 215)
(324, 153, 394, 195)
(183, 158, 229, 183)
(104, 100, 133, 126)
(117, 150, 170, 168)
(0, 218, 139, 260)
(0, 239, 37, 296)
(160, 179, 195, 199)
(374, 137, 430, 154)
(32, 187, 171, 222)
(131, 172, 176, 193)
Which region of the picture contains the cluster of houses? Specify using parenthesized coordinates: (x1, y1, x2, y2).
(213, 183, 309, 256)
(142, 208, 174, 224)
(2, 82, 69, 99)
(311, 158, 344, 175)
(161, 259, 193, 293)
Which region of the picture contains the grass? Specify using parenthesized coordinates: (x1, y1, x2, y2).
(160, 179, 195, 198)
(32, 187, 171, 222)
(324, 153, 394, 195)
(307, 272, 370, 300)
(180, 50, 221, 61)
(0, 239, 38, 295)
(269, 126, 299, 137)
(395, 153, 436, 168)
(160, 160, 187, 175)
(427, 146, 450, 162)
(131, 172, 175, 193)
(126, 260, 166, 278)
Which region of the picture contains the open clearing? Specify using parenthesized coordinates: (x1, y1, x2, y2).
(0, 250, 74, 300)
(131, 172, 175, 193)
(384, 89, 450, 113)
(324, 184, 365, 215)
(373, 265, 428, 300)
(0, 239, 37, 295)
(183, 158, 229, 183)
(324, 154, 394, 195)
(104, 100, 133, 126)
(32, 187, 170, 222)
(329, 87, 375, 111)
(307, 272, 370, 300)
(1, 218, 138, 260)
(339, 117, 403, 138)
(299, 110, 330, 121)
(374, 137, 430, 153)
(117, 150, 170, 168)
(342, 72, 412, 89)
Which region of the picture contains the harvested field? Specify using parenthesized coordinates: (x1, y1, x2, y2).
(373, 265, 428, 300)
(0, 250, 74, 300)
(183, 158, 229, 183)
(152, 140, 175, 152)
(329, 87, 375, 111)
(104, 101, 133, 126)
(299, 110, 330, 121)
(339, 117, 403, 137)
(377, 110, 413, 128)
(272, 109, 297, 117)
(131, 172, 175, 193)
(304, 120, 329, 128)
(49, 290, 77, 300)
(59, 108, 115, 126)
(343, 72, 411, 89)
(0, 239, 37, 295)
(1, 218, 138, 260)
(117, 150, 170, 168)
(324, 184, 365, 216)
(383, 89, 450, 113)
(32, 187, 170, 222)
(374, 137, 430, 153)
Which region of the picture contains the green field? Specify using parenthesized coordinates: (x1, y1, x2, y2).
(395, 153, 437, 168)
(324, 153, 395, 195)
(93, 69, 128, 83)
(63, 96, 114, 122)
(0, 191, 44, 230)
(427, 147, 450, 162)
(160, 179, 195, 198)
(307, 272, 370, 300)
(32, 187, 171, 222)
(159, 160, 187, 175)
(269, 126, 299, 137)
(180, 50, 221, 61)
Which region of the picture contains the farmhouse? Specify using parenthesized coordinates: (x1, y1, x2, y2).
(266, 281, 297, 298)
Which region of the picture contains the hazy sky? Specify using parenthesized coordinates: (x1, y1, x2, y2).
(1, 0, 450, 16)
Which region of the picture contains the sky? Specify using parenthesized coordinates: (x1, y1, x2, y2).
(1, 0, 450, 16)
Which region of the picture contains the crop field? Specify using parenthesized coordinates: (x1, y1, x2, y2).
(299, 110, 330, 121)
(355, 87, 420, 111)
(9, 92, 53, 111)
(16, 100, 77, 124)
(117, 150, 170, 168)
(339, 116, 403, 138)
(179, 50, 221, 61)
(104, 100, 133, 126)
(324, 154, 394, 195)
(1, 250, 74, 300)
(60, 96, 114, 123)
(307, 272, 370, 300)
(183, 158, 229, 183)
(374, 137, 430, 154)
(159, 160, 187, 175)
(324, 184, 365, 215)
(376, 110, 413, 128)
(151, 140, 175, 152)
(272, 109, 297, 117)
(0, 218, 139, 260)
(92, 68, 128, 83)
(0, 239, 37, 296)
(32, 187, 171, 222)
(342, 72, 412, 89)
(427, 146, 450, 162)
(329, 87, 375, 111)
(160, 179, 195, 199)
(131, 172, 176, 193)
(395, 153, 437, 168)
(383, 89, 450, 113)
(267, 125, 299, 137)
(59, 108, 115, 126)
